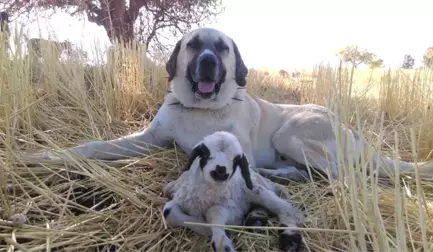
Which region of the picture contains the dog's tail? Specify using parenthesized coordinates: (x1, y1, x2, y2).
(372, 153, 433, 181)
(349, 127, 433, 180)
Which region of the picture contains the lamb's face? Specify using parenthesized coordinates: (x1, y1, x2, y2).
(182, 131, 254, 189)
(203, 149, 236, 185)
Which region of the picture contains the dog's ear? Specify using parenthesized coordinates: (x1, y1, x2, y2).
(233, 154, 253, 190)
(182, 143, 210, 172)
(166, 39, 182, 82)
(232, 39, 248, 87)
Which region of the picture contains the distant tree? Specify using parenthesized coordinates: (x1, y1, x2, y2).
(401, 54, 415, 69)
(4, 0, 224, 49)
(337, 45, 382, 68)
(336, 45, 383, 87)
(423, 47, 433, 68)
(279, 69, 289, 78)
(368, 59, 384, 69)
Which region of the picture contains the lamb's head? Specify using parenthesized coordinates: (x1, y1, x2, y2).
(183, 131, 253, 189)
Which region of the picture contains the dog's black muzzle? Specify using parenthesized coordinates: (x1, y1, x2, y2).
(188, 49, 226, 100)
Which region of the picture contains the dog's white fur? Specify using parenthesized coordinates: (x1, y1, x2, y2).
(28, 27, 433, 182)
(162, 131, 302, 252)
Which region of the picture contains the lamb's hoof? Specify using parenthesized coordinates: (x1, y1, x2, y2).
(278, 226, 302, 252)
(244, 208, 269, 232)
(211, 234, 236, 252)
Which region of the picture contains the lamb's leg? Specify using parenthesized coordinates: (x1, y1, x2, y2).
(205, 205, 236, 252)
(250, 185, 303, 252)
(162, 200, 212, 236)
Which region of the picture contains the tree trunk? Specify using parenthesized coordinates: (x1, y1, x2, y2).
(108, 1, 134, 45)
(87, 0, 142, 46)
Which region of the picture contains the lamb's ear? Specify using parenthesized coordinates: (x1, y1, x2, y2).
(182, 143, 210, 172)
(165, 39, 182, 82)
(232, 39, 248, 87)
(233, 154, 253, 190)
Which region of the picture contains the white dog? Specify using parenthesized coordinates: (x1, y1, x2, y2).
(29, 27, 433, 182)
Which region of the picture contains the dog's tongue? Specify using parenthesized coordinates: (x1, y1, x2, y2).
(198, 82, 215, 93)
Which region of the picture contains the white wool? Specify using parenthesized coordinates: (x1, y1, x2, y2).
(162, 131, 303, 252)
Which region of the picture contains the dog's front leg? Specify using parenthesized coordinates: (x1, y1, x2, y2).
(24, 105, 176, 163)
(26, 126, 173, 163)
(205, 205, 236, 252)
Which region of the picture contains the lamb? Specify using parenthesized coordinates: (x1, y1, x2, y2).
(162, 131, 303, 252)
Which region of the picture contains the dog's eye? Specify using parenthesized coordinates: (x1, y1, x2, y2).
(186, 38, 201, 50)
(214, 41, 229, 52)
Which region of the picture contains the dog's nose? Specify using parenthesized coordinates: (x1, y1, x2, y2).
(215, 165, 226, 175)
(197, 51, 218, 80)
(199, 53, 217, 69)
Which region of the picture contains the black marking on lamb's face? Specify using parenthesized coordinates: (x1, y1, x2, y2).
(198, 150, 211, 170)
(210, 164, 229, 182)
(232, 154, 253, 190)
(211, 242, 217, 252)
(182, 143, 211, 172)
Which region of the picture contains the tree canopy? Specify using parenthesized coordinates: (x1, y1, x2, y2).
(423, 46, 433, 68)
(337, 45, 383, 69)
(3, 0, 224, 52)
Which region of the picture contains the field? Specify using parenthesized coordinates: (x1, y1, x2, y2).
(1, 33, 433, 252)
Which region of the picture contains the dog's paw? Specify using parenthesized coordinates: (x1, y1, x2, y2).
(253, 167, 308, 183)
(211, 234, 236, 252)
(23, 151, 62, 164)
(278, 225, 302, 252)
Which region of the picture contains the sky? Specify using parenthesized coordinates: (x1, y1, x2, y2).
(9, 0, 433, 71)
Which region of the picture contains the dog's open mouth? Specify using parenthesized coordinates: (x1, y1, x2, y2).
(195, 81, 217, 99)
(198, 81, 216, 93)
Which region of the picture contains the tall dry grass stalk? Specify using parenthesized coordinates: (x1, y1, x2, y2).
(1, 29, 433, 252)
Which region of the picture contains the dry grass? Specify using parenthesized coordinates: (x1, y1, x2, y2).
(1, 31, 433, 252)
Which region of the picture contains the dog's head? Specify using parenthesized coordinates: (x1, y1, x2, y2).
(182, 131, 253, 190)
(166, 28, 248, 109)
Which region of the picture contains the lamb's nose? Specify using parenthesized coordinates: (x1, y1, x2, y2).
(215, 165, 226, 175)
